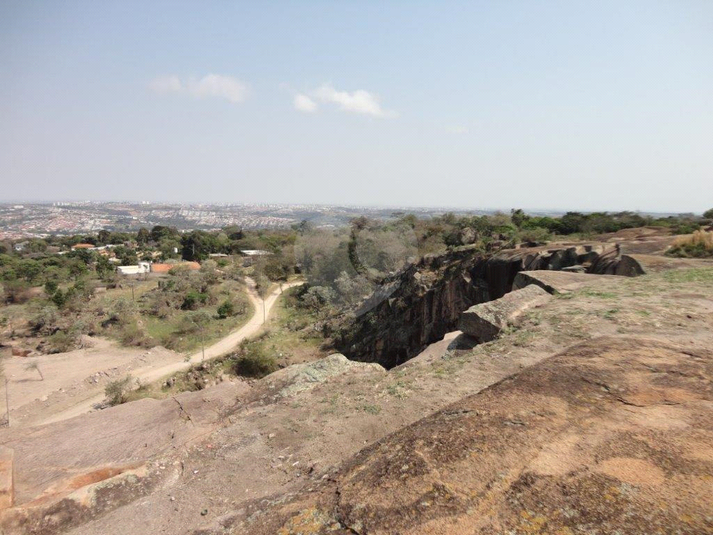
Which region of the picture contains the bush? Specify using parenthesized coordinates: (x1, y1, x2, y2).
(29, 306, 60, 335)
(46, 330, 79, 353)
(517, 226, 551, 246)
(3, 280, 33, 304)
(181, 290, 209, 310)
(217, 300, 235, 318)
(232, 340, 278, 378)
(105, 375, 133, 406)
(118, 321, 151, 347)
(666, 231, 713, 258)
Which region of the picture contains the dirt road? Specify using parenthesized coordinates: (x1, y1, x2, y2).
(37, 280, 302, 426)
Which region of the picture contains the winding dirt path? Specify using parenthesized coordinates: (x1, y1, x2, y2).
(37, 280, 302, 426)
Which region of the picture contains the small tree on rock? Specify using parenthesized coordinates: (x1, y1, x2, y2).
(24, 360, 44, 381)
(105, 375, 133, 406)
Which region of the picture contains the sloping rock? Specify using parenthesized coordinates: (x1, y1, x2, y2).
(333, 244, 616, 368)
(258, 354, 384, 399)
(228, 337, 713, 535)
(0, 380, 246, 533)
(513, 270, 612, 294)
(458, 285, 551, 342)
(0, 447, 13, 510)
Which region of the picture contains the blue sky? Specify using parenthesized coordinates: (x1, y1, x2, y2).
(1, 1, 712, 212)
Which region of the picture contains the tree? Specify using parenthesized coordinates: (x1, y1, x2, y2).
(97, 230, 111, 244)
(24, 360, 44, 381)
(217, 300, 235, 318)
(150, 225, 180, 243)
(704, 208, 713, 219)
(181, 231, 219, 261)
(136, 228, 150, 245)
(510, 209, 530, 229)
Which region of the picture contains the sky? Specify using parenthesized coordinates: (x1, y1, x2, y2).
(1, 1, 712, 213)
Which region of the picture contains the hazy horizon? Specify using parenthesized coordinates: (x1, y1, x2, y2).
(2, 1, 712, 213)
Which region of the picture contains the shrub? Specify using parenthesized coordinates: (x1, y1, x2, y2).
(118, 321, 152, 347)
(105, 375, 133, 406)
(181, 291, 209, 310)
(517, 226, 551, 246)
(44, 280, 58, 295)
(217, 300, 235, 318)
(666, 230, 713, 258)
(232, 340, 278, 378)
(46, 330, 79, 353)
(29, 306, 60, 335)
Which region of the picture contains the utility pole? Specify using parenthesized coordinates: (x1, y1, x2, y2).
(4, 377, 9, 428)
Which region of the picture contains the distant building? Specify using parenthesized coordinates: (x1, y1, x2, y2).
(117, 262, 151, 275)
(239, 249, 271, 266)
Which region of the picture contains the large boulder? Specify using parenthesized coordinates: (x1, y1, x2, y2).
(458, 285, 551, 342)
(513, 270, 612, 294)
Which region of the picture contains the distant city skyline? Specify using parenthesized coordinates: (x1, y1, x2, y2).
(2, 1, 712, 213)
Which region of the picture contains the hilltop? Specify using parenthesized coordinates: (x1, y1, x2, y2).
(0, 229, 711, 534)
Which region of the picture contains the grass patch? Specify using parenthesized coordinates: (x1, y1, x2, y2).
(358, 404, 382, 415)
(579, 289, 618, 299)
(662, 268, 713, 284)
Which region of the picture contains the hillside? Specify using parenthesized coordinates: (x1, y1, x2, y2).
(0, 237, 711, 534)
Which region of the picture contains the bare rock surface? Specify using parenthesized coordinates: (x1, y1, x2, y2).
(458, 285, 551, 342)
(258, 354, 385, 399)
(224, 337, 713, 535)
(513, 270, 613, 294)
(2, 253, 712, 535)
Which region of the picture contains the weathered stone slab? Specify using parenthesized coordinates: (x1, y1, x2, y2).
(615, 254, 646, 276)
(513, 270, 612, 295)
(458, 285, 551, 342)
(0, 447, 14, 510)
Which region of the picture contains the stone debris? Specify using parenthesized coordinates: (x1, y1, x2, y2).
(458, 285, 551, 342)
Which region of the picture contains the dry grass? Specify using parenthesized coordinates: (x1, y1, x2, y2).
(667, 230, 713, 258)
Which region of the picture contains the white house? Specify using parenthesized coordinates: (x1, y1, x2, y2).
(117, 262, 151, 275)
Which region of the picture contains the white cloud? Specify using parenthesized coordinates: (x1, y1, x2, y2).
(294, 93, 318, 113)
(187, 74, 248, 103)
(149, 75, 183, 94)
(310, 83, 395, 117)
(149, 74, 248, 104)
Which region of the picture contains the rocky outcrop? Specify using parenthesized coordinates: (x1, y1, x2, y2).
(255, 354, 384, 399)
(513, 270, 613, 294)
(333, 243, 636, 368)
(458, 285, 551, 342)
(0, 447, 13, 510)
(226, 337, 713, 535)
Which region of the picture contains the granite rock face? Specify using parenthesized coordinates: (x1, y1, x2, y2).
(458, 285, 551, 342)
(333, 244, 633, 368)
(229, 337, 713, 535)
(513, 270, 612, 294)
